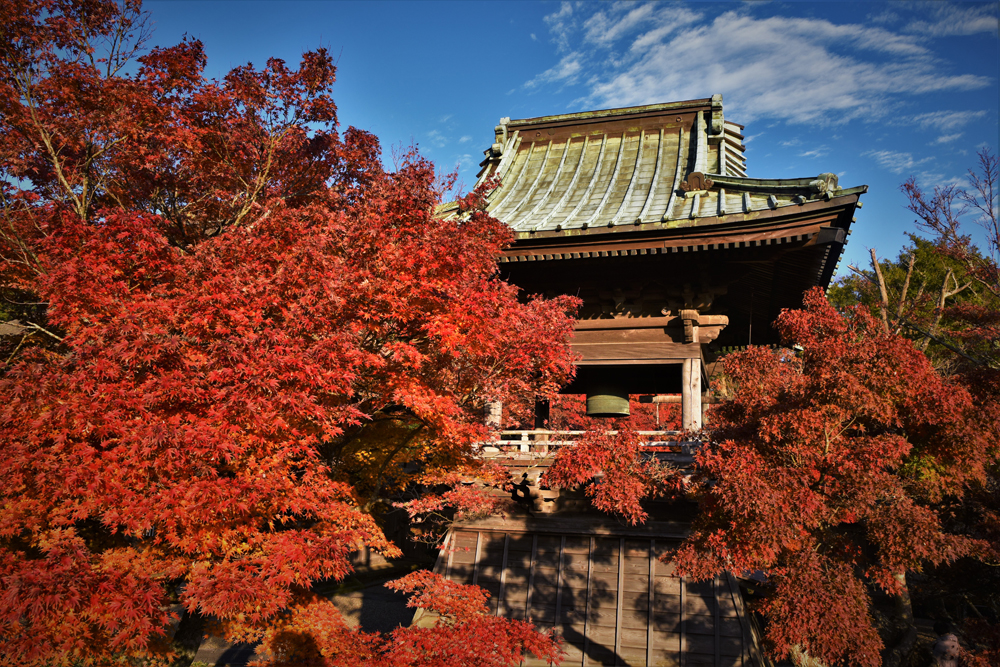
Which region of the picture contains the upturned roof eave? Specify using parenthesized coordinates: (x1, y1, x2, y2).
(432, 184, 867, 223)
(506, 188, 865, 244)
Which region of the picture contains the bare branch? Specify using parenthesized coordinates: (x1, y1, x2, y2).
(870, 249, 890, 334)
(25, 322, 64, 342)
(919, 269, 970, 352)
(893, 253, 915, 335)
(961, 147, 999, 264)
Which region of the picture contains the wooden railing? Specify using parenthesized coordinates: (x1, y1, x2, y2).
(480, 429, 688, 456)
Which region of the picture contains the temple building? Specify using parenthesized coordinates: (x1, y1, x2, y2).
(438, 95, 866, 429)
(428, 96, 867, 666)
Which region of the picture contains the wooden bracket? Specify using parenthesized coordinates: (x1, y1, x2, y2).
(680, 309, 699, 343)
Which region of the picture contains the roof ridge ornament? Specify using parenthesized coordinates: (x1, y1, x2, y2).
(495, 117, 510, 145)
(709, 93, 724, 136)
(680, 172, 715, 193)
(810, 173, 841, 200)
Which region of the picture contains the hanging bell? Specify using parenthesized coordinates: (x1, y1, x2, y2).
(586, 388, 630, 418)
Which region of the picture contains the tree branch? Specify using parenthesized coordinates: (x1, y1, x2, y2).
(25, 322, 64, 342)
(869, 249, 891, 334)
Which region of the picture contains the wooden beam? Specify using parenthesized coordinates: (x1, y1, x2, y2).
(575, 315, 729, 331)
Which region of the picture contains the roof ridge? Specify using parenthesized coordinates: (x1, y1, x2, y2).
(507, 98, 714, 127)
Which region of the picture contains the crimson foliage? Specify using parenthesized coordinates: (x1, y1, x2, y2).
(675, 289, 994, 666)
(0, 1, 572, 663)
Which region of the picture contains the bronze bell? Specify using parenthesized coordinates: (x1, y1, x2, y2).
(586, 388, 629, 418)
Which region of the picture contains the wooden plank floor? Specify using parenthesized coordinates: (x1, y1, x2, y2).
(438, 528, 760, 667)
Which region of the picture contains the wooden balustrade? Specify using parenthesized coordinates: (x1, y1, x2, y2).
(479, 429, 689, 457)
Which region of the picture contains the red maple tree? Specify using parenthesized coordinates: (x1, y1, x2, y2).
(544, 429, 680, 526)
(546, 288, 996, 666)
(676, 289, 994, 666)
(0, 1, 572, 664)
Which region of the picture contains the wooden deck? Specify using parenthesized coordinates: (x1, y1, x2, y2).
(418, 516, 764, 667)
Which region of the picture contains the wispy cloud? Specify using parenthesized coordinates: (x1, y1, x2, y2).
(425, 129, 448, 149)
(799, 146, 829, 159)
(458, 135, 472, 144)
(863, 149, 933, 174)
(867, 8, 900, 26)
(904, 3, 999, 36)
(908, 110, 988, 130)
(531, 3, 993, 126)
(914, 171, 966, 189)
(934, 133, 964, 144)
(582, 2, 657, 46)
(524, 53, 583, 89)
(544, 1, 576, 52)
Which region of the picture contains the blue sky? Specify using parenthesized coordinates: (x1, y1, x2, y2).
(145, 1, 999, 273)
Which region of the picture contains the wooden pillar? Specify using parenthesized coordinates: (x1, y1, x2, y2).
(682, 358, 702, 431)
(533, 401, 550, 451)
(484, 401, 502, 430)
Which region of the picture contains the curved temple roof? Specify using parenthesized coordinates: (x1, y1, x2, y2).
(439, 95, 866, 240)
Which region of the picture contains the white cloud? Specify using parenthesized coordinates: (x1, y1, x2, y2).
(908, 110, 988, 130)
(525, 52, 583, 89)
(583, 2, 657, 46)
(543, 1, 576, 52)
(904, 3, 999, 36)
(530, 33, 538, 41)
(864, 149, 933, 174)
(799, 146, 829, 159)
(867, 8, 900, 26)
(530, 5, 993, 126)
(914, 171, 966, 189)
(934, 133, 964, 144)
(459, 135, 472, 144)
